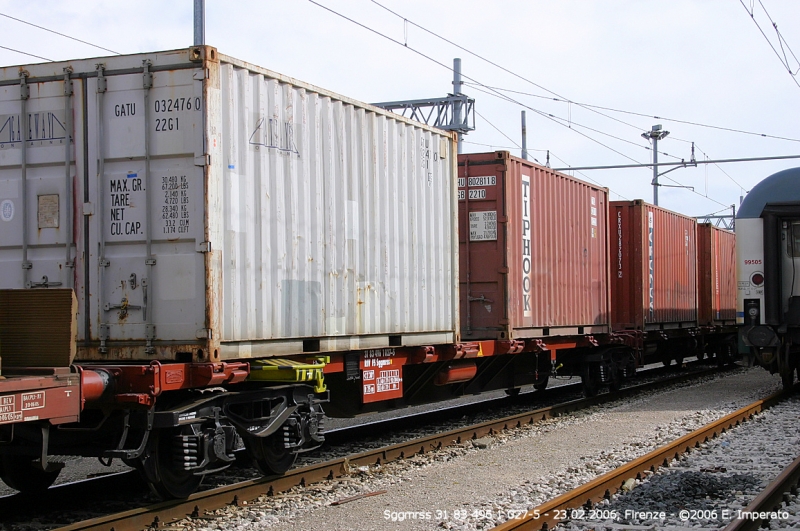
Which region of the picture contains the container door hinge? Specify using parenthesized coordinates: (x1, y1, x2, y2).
(193, 69, 208, 80)
(146, 324, 156, 340)
(196, 241, 211, 253)
(19, 72, 29, 100)
(63, 67, 73, 96)
(96, 64, 107, 93)
(83, 202, 94, 215)
(196, 328, 212, 339)
(145, 258, 156, 266)
(194, 154, 210, 166)
(142, 61, 152, 90)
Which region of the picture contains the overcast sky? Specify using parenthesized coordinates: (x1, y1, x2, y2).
(1, 0, 798, 220)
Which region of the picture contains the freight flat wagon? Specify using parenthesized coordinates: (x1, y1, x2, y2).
(0, 46, 738, 500)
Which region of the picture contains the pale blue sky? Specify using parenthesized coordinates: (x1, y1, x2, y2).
(0, 0, 797, 219)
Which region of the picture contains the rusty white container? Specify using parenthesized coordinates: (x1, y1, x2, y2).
(0, 46, 459, 362)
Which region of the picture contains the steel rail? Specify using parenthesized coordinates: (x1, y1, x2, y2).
(721, 453, 800, 531)
(52, 366, 726, 531)
(491, 389, 787, 531)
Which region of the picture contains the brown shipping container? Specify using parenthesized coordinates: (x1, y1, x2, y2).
(611, 200, 698, 330)
(458, 152, 610, 340)
(697, 224, 736, 325)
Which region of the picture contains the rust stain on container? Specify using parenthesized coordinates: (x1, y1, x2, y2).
(611, 200, 698, 330)
(0, 45, 458, 362)
(697, 223, 736, 325)
(458, 151, 610, 340)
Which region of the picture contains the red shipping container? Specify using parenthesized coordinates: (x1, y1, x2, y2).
(697, 224, 736, 325)
(458, 152, 610, 340)
(611, 200, 698, 330)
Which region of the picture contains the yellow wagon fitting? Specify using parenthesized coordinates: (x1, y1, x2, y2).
(248, 357, 328, 393)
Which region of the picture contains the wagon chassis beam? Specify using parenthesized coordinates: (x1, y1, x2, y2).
(50, 365, 730, 531)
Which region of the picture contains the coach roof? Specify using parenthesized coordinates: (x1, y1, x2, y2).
(738, 167, 800, 219)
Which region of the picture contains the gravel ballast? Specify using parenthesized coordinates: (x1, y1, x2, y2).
(175, 367, 782, 531)
(557, 394, 800, 530)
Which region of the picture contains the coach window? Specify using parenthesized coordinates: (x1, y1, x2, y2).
(789, 221, 800, 257)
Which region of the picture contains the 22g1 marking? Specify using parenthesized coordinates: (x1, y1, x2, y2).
(155, 117, 179, 132)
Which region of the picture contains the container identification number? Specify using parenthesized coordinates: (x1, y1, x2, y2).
(467, 176, 496, 187)
(458, 176, 496, 188)
(153, 97, 200, 133)
(154, 97, 200, 113)
(457, 175, 495, 200)
(458, 189, 487, 200)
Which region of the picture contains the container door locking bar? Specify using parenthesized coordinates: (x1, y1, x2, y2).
(104, 297, 142, 319)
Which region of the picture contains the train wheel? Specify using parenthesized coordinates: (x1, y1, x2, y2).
(781, 368, 794, 392)
(0, 454, 61, 493)
(581, 364, 600, 397)
(245, 434, 297, 476)
(142, 429, 203, 499)
(716, 348, 729, 368)
(533, 376, 549, 391)
(778, 344, 795, 392)
(608, 365, 622, 392)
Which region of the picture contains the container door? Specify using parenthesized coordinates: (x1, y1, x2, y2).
(458, 158, 505, 339)
(88, 64, 207, 353)
(0, 73, 79, 298)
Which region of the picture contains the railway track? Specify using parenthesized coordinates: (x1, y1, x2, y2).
(490, 387, 796, 531)
(321, 359, 704, 444)
(722, 453, 800, 531)
(29, 363, 733, 531)
(0, 359, 691, 500)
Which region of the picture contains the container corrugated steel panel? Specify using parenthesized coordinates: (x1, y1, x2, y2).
(458, 151, 610, 340)
(611, 200, 698, 330)
(697, 223, 736, 325)
(0, 46, 459, 362)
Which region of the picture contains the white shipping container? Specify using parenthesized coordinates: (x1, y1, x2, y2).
(0, 46, 459, 362)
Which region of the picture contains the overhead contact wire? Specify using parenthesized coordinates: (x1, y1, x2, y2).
(313, 0, 733, 208)
(369, 0, 655, 137)
(468, 84, 678, 159)
(367, 0, 740, 209)
(0, 44, 52, 61)
(465, 83, 800, 143)
(310, 0, 651, 167)
(739, 0, 800, 89)
(548, 151, 629, 199)
(0, 12, 120, 55)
